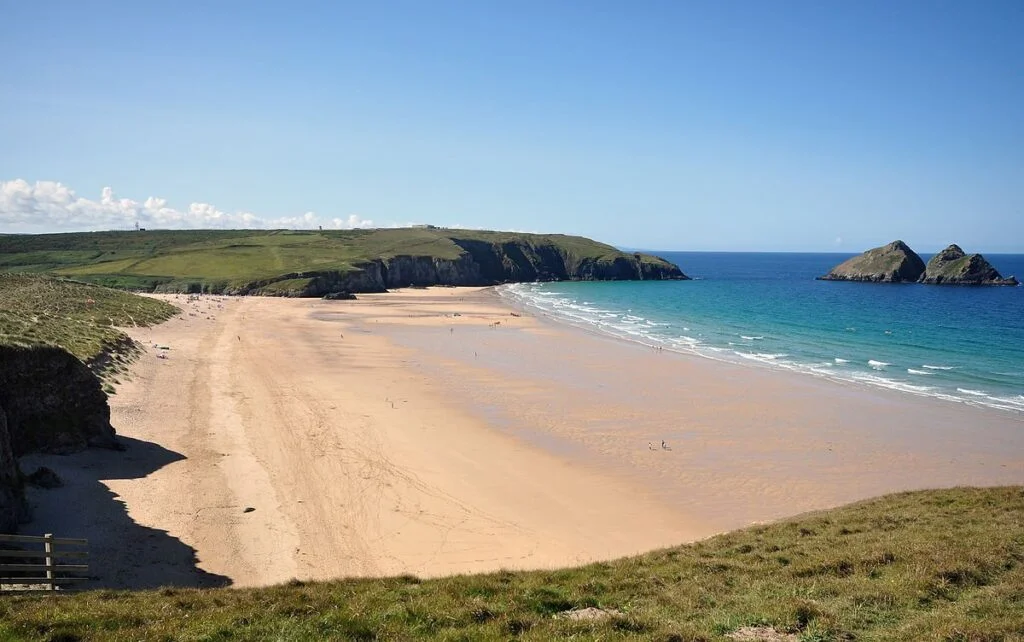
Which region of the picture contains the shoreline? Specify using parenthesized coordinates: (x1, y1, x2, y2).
(19, 286, 1024, 589)
(366, 288, 1023, 530)
(493, 283, 1024, 419)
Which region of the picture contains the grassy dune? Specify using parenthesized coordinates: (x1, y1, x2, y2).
(0, 228, 660, 293)
(0, 274, 177, 372)
(1, 487, 1021, 641)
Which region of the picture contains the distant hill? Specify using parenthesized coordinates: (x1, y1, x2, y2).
(0, 228, 688, 296)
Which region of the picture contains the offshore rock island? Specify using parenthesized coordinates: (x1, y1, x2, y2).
(818, 240, 926, 283)
(919, 244, 1019, 286)
(819, 240, 1018, 286)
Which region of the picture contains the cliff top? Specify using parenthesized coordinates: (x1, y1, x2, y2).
(0, 486, 1020, 640)
(0, 274, 178, 365)
(0, 228, 680, 292)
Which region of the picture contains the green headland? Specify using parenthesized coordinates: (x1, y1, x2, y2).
(0, 228, 686, 296)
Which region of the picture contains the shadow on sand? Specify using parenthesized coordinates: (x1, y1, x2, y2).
(18, 436, 231, 590)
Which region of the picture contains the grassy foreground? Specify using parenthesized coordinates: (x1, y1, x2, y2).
(0, 274, 177, 371)
(1, 487, 1021, 641)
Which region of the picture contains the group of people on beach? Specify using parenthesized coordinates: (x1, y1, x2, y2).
(648, 440, 671, 451)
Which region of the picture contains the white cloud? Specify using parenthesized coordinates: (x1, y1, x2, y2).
(0, 179, 375, 233)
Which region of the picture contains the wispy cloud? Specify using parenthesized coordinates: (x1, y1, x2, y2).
(0, 179, 375, 233)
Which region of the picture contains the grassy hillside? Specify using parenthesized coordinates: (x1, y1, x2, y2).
(0, 228, 678, 293)
(1, 487, 1021, 641)
(0, 274, 178, 369)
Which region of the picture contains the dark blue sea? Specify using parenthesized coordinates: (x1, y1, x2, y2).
(500, 252, 1024, 414)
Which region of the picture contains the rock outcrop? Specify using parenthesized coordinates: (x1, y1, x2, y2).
(918, 245, 1019, 286)
(818, 241, 926, 283)
(0, 345, 118, 457)
(0, 401, 28, 533)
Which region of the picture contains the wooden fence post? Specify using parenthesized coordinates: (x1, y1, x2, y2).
(44, 534, 54, 591)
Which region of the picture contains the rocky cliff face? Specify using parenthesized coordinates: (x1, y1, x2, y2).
(919, 245, 1019, 286)
(0, 346, 118, 457)
(0, 402, 28, 534)
(819, 241, 926, 283)
(242, 240, 687, 296)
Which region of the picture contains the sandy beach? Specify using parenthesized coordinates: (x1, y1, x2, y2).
(22, 287, 1024, 589)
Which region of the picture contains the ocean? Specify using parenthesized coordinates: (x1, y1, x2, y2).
(500, 252, 1024, 415)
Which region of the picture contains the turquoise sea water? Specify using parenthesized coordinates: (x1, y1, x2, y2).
(500, 252, 1024, 415)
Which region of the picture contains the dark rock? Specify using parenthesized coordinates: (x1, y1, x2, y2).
(919, 245, 1019, 286)
(243, 507, 255, 513)
(26, 466, 63, 489)
(0, 345, 118, 456)
(0, 401, 29, 533)
(818, 240, 926, 283)
(321, 291, 356, 300)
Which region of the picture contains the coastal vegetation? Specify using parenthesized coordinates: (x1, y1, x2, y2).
(0, 228, 686, 296)
(1, 486, 1021, 641)
(0, 274, 177, 367)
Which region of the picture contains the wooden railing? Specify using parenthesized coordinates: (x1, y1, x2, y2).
(0, 533, 89, 591)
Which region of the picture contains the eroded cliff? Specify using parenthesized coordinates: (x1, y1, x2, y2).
(0, 402, 28, 533)
(0, 345, 118, 457)
(244, 239, 687, 296)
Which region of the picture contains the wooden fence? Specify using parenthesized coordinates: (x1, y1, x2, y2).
(0, 533, 89, 592)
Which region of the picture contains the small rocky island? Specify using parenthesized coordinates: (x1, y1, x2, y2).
(919, 244, 1019, 286)
(818, 240, 926, 283)
(819, 240, 1018, 286)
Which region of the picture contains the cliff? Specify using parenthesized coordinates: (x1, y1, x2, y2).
(0, 345, 118, 456)
(0, 402, 28, 533)
(918, 245, 1019, 286)
(818, 241, 926, 283)
(244, 237, 687, 297)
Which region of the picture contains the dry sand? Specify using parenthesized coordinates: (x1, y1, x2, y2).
(21, 287, 1024, 589)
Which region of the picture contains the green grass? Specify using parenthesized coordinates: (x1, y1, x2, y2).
(0, 228, 676, 294)
(0, 274, 178, 367)
(1, 487, 1021, 641)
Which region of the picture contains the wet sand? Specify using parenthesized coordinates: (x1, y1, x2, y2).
(22, 287, 1024, 588)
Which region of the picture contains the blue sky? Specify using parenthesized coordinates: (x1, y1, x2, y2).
(2, 0, 1022, 251)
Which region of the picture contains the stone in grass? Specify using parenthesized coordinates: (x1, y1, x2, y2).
(26, 466, 63, 489)
(726, 626, 798, 641)
(554, 607, 625, 621)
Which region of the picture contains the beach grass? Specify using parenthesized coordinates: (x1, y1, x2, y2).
(0, 274, 178, 366)
(1, 486, 1020, 641)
